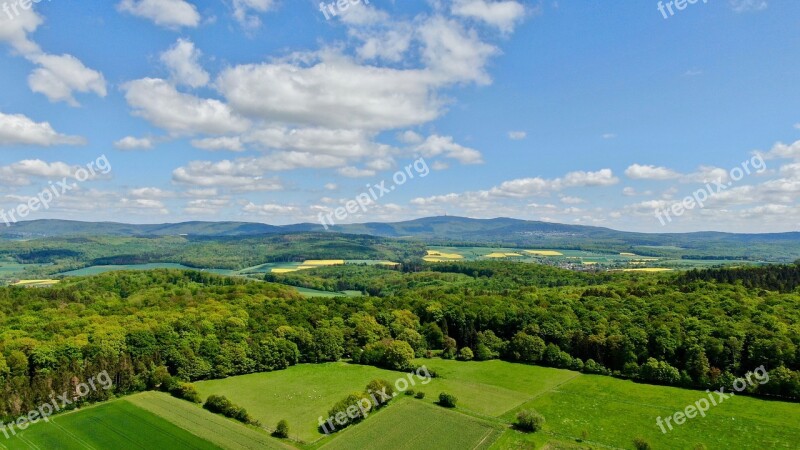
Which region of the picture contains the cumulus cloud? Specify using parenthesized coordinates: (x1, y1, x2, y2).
(762, 140, 800, 160)
(242, 201, 299, 215)
(451, 0, 527, 33)
(117, 0, 201, 28)
(508, 131, 526, 140)
(412, 168, 618, 208)
(0, 112, 86, 146)
(114, 136, 154, 150)
(160, 38, 209, 88)
(26, 53, 107, 106)
(231, 0, 275, 29)
(216, 55, 441, 131)
(415, 135, 484, 164)
(0, 8, 107, 106)
(191, 136, 244, 152)
(625, 164, 681, 180)
(123, 78, 250, 135)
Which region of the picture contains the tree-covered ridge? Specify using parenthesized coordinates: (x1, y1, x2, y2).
(679, 263, 800, 293)
(1, 264, 798, 423)
(0, 233, 427, 277)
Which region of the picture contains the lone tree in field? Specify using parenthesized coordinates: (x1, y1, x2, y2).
(438, 392, 458, 408)
(273, 420, 289, 439)
(457, 347, 474, 361)
(515, 409, 545, 432)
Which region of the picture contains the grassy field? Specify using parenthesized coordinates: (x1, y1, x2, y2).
(59, 263, 238, 277)
(501, 373, 800, 449)
(293, 287, 363, 298)
(127, 392, 292, 449)
(318, 399, 503, 450)
(5, 360, 798, 449)
(2, 399, 220, 450)
(195, 363, 407, 443)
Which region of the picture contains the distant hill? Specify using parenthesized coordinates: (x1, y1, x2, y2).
(2, 217, 799, 261)
(0, 219, 281, 238)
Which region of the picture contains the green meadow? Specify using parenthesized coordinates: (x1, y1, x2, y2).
(193, 359, 800, 449)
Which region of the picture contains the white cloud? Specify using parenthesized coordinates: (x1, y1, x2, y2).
(242, 202, 299, 215)
(123, 78, 250, 135)
(561, 169, 619, 187)
(117, 0, 201, 28)
(324, 183, 338, 191)
(338, 166, 376, 178)
(398, 130, 424, 144)
(129, 187, 174, 198)
(0, 112, 86, 146)
(216, 55, 442, 131)
(602, 133, 616, 139)
(0, 9, 106, 106)
(0, 6, 42, 54)
(232, 0, 274, 29)
(415, 135, 484, 164)
(160, 38, 209, 88)
(418, 16, 498, 85)
(560, 196, 585, 205)
(26, 53, 107, 106)
(451, 0, 527, 33)
(508, 131, 526, 140)
(114, 136, 154, 150)
(763, 140, 800, 160)
(625, 164, 681, 180)
(172, 158, 281, 191)
(120, 198, 169, 214)
(191, 136, 244, 152)
(184, 198, 229, 215)
(729, 0, 768, 13)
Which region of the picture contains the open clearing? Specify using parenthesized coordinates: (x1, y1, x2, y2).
(319, 400, 502, 450)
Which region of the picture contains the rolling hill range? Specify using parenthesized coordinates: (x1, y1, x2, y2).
(2, 217, 799, 261)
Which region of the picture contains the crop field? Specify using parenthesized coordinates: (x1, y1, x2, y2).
(2, 399, 219, 450)
(9, 279, 60, 287)
(318, 400, 502, 450)
(424, 246, 762, 270)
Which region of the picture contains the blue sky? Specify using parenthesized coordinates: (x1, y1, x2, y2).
(0, 0, 798, 232)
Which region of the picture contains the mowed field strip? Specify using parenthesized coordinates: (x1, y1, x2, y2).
(318, 400, 503, 450)
(3, 400, 220, 450)
(127, 392, 292, 450)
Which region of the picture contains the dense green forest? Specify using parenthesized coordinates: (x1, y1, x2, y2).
(1, 263, 798, 422)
